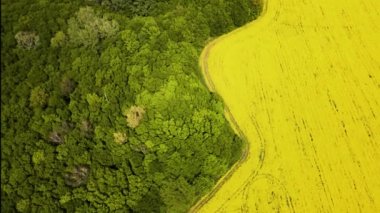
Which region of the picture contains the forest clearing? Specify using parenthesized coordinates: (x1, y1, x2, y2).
(193, 0, 380, 212)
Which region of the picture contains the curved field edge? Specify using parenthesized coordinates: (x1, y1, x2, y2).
(192, 0, 380, 211)
(189, 1, 267, 212)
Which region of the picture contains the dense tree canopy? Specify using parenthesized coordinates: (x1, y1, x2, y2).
(1, 0, 261, 212)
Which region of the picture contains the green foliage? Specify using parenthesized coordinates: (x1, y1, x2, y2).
(202, 155, 227, 177)
(67, 7, 119, 47)
(60, 76, 76, 97)
(30, 86, 49, 108)
(1, 0, 260, 212)
(51, 31, 66, 48)
(32, 150, 45, 164)
(121, 29, 139, 53)
(16, 199, 30, 213)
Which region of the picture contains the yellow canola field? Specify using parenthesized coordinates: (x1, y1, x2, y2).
(193, 0, 380, 212)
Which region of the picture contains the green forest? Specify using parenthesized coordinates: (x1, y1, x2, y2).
(1, 0, 260, 212)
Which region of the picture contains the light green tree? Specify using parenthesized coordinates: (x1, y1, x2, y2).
(32, 150, 45, 164)
(30, 86, 48, 108)
(50, 31, 66, 48)
(67, 7, 119, 47)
